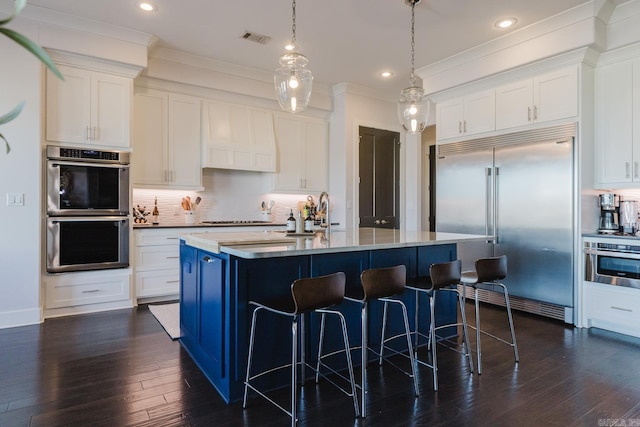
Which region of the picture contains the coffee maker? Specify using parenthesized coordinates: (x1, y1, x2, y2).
(598, 193, 619, 234)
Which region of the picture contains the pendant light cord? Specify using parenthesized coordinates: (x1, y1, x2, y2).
(410, 0, 416, 87)
(291, 0, 297, 46)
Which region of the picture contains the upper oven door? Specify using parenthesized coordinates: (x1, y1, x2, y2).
(47, 160, 129, 216)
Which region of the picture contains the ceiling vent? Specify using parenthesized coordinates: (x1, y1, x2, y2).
(240, 31, 271, 45)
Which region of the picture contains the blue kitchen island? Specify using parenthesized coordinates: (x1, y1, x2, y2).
(179, 228, 488, 403)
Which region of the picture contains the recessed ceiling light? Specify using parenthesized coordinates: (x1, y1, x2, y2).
(495, 17, 517, 29)
(380, 71, 394, 78)
(139, 2, 158, 12)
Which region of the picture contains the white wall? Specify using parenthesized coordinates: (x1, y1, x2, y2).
(0, 20, 44, 327)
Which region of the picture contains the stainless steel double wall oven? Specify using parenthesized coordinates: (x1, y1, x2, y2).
(46, 146, 130, 273)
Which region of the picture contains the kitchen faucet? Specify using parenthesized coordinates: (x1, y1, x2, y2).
(318, 191, 330, 231)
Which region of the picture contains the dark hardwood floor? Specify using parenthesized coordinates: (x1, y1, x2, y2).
(1, 302, 639, 426)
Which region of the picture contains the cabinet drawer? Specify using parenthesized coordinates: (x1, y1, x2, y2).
(135, 245, 180, 270)
(135, 230, 182, 246)
(46, 274, 130, 309)
(136, 270, 180, 298)
(584, 283, 640, 337)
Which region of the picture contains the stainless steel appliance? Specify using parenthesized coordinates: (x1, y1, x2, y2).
(584, 240, 640, 289)
(46, 146, 130, 216)
(46, 216, 130, 273)
(435, 124, 574, 322)
(619, 200, 639, 235)
(597, 193, 619, 234)
(46, 145, 130, 273)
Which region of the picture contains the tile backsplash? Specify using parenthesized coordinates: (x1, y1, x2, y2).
(133, 169, 324, 226)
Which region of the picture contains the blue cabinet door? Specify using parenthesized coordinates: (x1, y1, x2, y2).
(199, 252, 225, 380)
(180, 242, 198, 341)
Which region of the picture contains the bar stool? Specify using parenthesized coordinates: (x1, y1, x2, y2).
(243, 272, 359, 426)
(405, 259, 474, 391)
(461, 255, 519, 375)
(342, 264, 419, 418)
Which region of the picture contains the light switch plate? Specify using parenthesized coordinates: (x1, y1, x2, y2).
(6, 192, 24, 206)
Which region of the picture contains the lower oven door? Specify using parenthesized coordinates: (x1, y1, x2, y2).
(585, 244, 640, 289)
(47, 216, 130, 273)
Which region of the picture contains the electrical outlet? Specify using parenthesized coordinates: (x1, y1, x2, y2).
(6, 193, 24, 206)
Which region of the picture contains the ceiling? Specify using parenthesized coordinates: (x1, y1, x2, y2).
(24, 0, 591, 98)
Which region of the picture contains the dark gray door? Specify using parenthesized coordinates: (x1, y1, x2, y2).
(359, 126, 400, 229)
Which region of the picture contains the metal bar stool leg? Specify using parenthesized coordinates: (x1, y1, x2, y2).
(315, 313, 327, 384)
(502, 285, 520, 362)
(379, 301, 389, 366)
(456, 289, 474, 373)
(398, 299, 420, 396)
(336, 310, 360, 418)
(361, 301, 368, 418)
(429, 292, 438, 391)
(475, 287, 482, 375)
(291, 316, 298, 427)
(243, 306, 261, 408)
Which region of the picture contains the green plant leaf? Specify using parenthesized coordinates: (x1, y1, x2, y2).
(0, 133, 10, 154)
(0, 27, 63, 80)
(0, 0, 26, 26)
(0, 100, 25, 125)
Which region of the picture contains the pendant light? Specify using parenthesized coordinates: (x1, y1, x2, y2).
(398, 0, 429, 134)
(274, 0, 313, 114)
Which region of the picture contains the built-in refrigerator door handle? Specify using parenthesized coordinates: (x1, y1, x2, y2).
(485, 167, 492, 241)
(494, 166, 499, 244)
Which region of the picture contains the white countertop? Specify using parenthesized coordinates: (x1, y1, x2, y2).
(182, 228, 490, 259)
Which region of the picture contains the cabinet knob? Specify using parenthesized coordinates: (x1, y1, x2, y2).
(202, 256, 214, 263)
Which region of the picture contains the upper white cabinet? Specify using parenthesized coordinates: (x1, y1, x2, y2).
(436, 90, 495, 141)
(272, 114, 328, 193)
(594, 59, 639, 187)
(495, 66, 578, 130)
(201, 100, 276, 172)
(132, 88, 202, 189)
(46, 64, 132, 148)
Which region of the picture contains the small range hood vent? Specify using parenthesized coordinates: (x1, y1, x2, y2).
(240, 31, 271, 45)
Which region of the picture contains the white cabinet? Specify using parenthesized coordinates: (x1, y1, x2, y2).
(134, 228, 182, 299)
(133, 89, 202, 189)
(583, 282, 640, 338)
(134, 226, 282, 299)
(46, 64, 132, 148)
(594, 59, 640, 187)
(495, 66, 578, 130)
(272, 114, 328, 193)
(44, 270, 132, 316)
(436, 90, 495, 141)
(201, 100, 276, 172)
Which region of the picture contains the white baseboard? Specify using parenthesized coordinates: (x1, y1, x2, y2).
(0, 307, 43, 329)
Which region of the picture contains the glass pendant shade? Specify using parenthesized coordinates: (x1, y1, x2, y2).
(398, 85, 429, 134)
(274, 52, 313, 114)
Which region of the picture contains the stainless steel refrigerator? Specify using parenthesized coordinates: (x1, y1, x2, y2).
(435, 125, 575, 320)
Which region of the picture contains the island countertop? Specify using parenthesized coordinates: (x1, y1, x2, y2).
(182, 227, 490, 259)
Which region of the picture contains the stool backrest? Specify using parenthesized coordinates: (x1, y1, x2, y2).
(291, 272, 346, 313)
(360, 265, 406, 300)
(429, 259, 462, 289)
(475, 255, 507, 282)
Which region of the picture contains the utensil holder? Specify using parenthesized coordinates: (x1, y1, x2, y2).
(185, 211, 196, 224)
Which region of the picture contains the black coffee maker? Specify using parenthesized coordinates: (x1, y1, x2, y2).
(598, 193, 619, 234)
